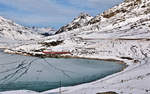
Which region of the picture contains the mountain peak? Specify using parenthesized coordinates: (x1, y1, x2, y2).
(72, 13, 93, 23)
(56, 13, 93, 34)
(78, 13, 92, 19)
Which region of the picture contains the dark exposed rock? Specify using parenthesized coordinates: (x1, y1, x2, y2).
(120, 57, 133, 60)
(41, 40, 63, 47)
(96, 91, 118, 94)
(102, 9, 127, 19)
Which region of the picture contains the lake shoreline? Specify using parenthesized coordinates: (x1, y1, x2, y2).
(3, 48, 128, 69)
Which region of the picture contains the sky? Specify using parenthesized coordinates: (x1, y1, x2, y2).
(0, 0, 123, 29)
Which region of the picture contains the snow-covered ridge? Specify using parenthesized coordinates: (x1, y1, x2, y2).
(56, 13, 93, 34)
(87, 0, 150, 30)
(0, 16, 42, 40)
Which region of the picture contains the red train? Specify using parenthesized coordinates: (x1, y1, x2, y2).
(42, 51, 71, 54)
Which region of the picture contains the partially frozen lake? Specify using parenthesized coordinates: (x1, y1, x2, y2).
(0, 50, 125, 92)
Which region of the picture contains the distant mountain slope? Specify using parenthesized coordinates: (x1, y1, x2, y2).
(56, 13, 93, 34)
(31, 27, 56, 36)
(0, 16, 42, 40)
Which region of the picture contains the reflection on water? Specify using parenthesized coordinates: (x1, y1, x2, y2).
(0, 50, 125, 92)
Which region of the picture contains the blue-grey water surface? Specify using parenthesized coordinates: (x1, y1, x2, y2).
(0, 50, 125, 92)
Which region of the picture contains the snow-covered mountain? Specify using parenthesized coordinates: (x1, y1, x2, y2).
(0, 16, 42, 40)
(85, 0, 150, 32)
(56, 13, 93, 34)
(30, 27, 56, 36)
(56, 0, 150, 38)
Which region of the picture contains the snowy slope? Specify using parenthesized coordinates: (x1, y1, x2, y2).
(85, 0, 150, 36)
(0, 16, 42, 40)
